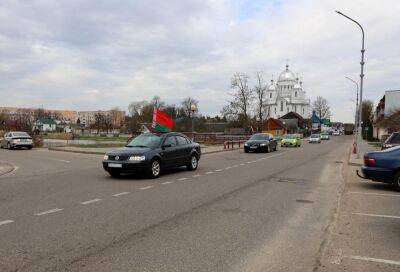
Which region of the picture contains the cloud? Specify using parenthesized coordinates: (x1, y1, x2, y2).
(0, 0, 399, 122)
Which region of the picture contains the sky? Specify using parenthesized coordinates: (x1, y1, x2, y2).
(0, 0, 399, 122)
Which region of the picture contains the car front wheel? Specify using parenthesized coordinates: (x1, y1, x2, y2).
(148, 159, 161, 178)
(108, 170, 121, 178)
(187, 154, 198, 171)
(393, 171, 400, 192)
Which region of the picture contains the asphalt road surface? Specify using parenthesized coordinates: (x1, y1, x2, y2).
(0, 136, 351, 272)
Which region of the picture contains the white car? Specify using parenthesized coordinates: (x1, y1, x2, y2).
(308, 134, 321, 144)
(333, 130, 340, 136)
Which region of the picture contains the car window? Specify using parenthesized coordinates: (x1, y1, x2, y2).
(176, 135, 188, 145)
(126, 133, 162, 148)
(164, 136, 177, 147)
(12, 132, 30, 137)
(386, 133, 400, 144)
(250, 134, 268, 140)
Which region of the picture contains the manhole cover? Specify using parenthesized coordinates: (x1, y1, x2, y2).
(296, 199, 314, 203)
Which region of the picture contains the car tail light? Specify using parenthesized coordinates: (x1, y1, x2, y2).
(364, 156, 376, 167)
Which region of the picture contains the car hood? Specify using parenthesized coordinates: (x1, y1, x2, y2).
(107, 146, 152, 156)
(246, 140, 268, 144)
(282, 138, 296, 142)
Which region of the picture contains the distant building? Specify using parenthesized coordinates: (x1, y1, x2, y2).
(373, 90, 400, 139)
(265, 64, 311, 119)
(77, 110, 125, 128)
(33, 118, 57, 132)
(0, 107, 77, 122)
(263, 118, 288, 135)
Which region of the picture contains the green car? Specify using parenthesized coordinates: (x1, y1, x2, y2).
(281, 134, 301, 147)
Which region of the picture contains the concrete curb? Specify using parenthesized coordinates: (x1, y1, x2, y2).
(0, 162, 15, 176)
(47, 146, 241, 156)
(347, 146, 363, 166)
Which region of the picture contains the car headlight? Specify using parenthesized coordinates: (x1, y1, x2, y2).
(129, 155, 146, 161)
(260, 143, 267, 146)
(244, 143, 249, 146)
(103, 155, 109, 160)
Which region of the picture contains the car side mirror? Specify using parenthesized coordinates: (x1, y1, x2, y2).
(162, 144, 172, 149)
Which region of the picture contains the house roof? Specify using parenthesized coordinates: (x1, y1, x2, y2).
(35, 117, 56, 125)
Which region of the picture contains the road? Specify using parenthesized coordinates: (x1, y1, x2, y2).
(0, 136, 350, 272)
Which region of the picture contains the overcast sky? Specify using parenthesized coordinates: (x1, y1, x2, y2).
(0, 0, 399, 122)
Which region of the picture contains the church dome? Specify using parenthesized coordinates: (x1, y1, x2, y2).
(278, 64, 296, 82)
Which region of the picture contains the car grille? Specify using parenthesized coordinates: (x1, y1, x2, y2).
(108, 155, 129, 161)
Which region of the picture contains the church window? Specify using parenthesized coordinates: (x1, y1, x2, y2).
(294, 105, 297, 112)
(302, 108, 305, 114)
(295, 91, 297, 97)
(274, 107, 276, 114)
(280, 101, 283, 112)
(270, 92, 272, 98)
(287, 107, 289, 113)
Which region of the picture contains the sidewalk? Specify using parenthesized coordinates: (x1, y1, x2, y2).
(348, 140, 380, 166)
(48, 144, 239, 155)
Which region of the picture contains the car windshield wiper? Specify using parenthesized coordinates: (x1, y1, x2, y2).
(127, 145, 148, 148)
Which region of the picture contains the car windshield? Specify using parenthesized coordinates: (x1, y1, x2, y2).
(250, 134, 269, 140)
(126, 133, 162, 148)
(283, 134, 296, 139)
(12, 132, 30, 137)
(386, 133, 400, 144)
(311, 134, 319, 138)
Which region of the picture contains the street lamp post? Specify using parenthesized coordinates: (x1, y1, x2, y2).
(336, 10, 365, 158)
(345, 76, 359, 134)
(190, 104, 197, 140)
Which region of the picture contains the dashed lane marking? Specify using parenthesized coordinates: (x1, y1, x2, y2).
(215, 169, 223, 172)
(177, 177, 188, 181)
(345, 255, 400, 266)
(193, 174, 202, 178)
(205, 171, 214, 175)
(35, 208, 63, 216)
(240, 163, 245, 166)
(161, 181, 173, 185)
(225, 166, 231, 170)
(246, 161, 252, 164)
(112, 192, 130, 197)
(0, 220, 14, 226)
(139, 186, 154, 190)
(352, 212, 400, 219)
(81, 198, 102, 205)
(348, 191, 400, 197)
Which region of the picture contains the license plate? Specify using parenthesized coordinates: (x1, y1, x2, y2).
(108, 163, 122, 168)
(250, 146, 258, 149)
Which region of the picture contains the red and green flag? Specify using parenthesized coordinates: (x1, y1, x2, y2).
(152, 108, 174, 133)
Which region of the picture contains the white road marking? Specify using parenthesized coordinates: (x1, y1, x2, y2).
(345, 255, 400, 266)
(348, 191, 400, 197)
(81, 198, 102, 205)
(47, 157, 71, 163)
(240, 163, 245, 166)
(352, 212, 400, 219)
(161, 181, 173, 185)
(35, 208, 63, 216)
(0, 220, 14, 226)
(193, 174, 202, 178)
(225, 166, 231, 170)
(205, 171, 213, 175)
(139, 186, 154, 190)
(251, 160, 258, 163)
(215, 169, 223, 172)
(246, 161, 252, 164)
(177, 177, 188, 181)
(232, 165, 239, 168)
(112, 192, 130, 197)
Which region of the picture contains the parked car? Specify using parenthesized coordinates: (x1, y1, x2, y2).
(359, 146, 400, 191)
(0, 131, 33, 149)
(381, 132, 400, 150)
(281, 134, 301, 147)
(333, 130, 340, 136)
(321, 132, 330, 140)
(308, 134, 321, 144)
(102, 132, 201, 178)
(244, 133, 278, 153)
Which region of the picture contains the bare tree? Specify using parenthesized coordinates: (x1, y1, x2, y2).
(150, 96, 165, 108)
(253, 72, 267, 131)
(312, 96, 331, 120)
(109, 107, 122, 129)
(222, 73, 253, 125)
(93, 112, 105, 134)
(181, 97, 199, 118)
(128, 101, 145, 117)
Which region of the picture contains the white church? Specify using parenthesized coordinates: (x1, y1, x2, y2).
(265, 64, 311, 119)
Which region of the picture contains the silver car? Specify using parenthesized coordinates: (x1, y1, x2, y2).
(308, 134, 321, 144)
(0, 131, 33, 149)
